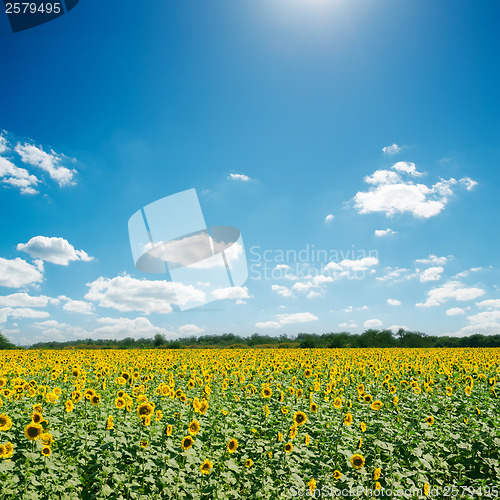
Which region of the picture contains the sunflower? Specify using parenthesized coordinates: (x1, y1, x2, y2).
(106, 416, 114, 430)
(41, 433, 54, 446)
(24, 422, 43, 441)
(370, 400, 383, 411)
(333, 397, 342, 409)
(245, 458, 253, 468)
(90, 394, 101, 406)
(137, 402, 154, 420)
(65, 400, 74, 413)
(84, 389, 95, 400)
(293, 410, 307, 426)
(277, 432, 283, 442)
(393, 396, 399, 405)
(41, 446, 51, 457)
(284, 442, 293, 453)
(333, 470, 342, 480)
(140, 440, 148, 448)
(350, 453, 365, 469)
(227, 438, 238, 454)
(281, 406, 289, 415)
(308, 478, 317, 494)
(115, 397, 126, 409)
(3, 442, 13, 459)
(304, 369, 312, 378)
(199, 399, 209, 414)
(373, 467, 381, 480)
(0, 414, 12, 432)
(375, 482, 382, 491)
(0, 444, 5, 458)
(289, 425, 298, 439)
(358, 437, 362, 448)
(188, 420, 200, 436)
(31, 411, 43, 424)
(424, 483, 430, 496)
(165, 424, 173, 437)
(363, 394, 373, 403)
(181, 436, 194, 451)
(426, 416, 434, 426)
(155, 410, 163, 422)
(360, 422, 367, 433)
(465, 386, 472, 396)
(200, 459, 213, 474)
(344, 413, 353, 426)
(261, 387, 272, 398)
(304, 434, 310, 446)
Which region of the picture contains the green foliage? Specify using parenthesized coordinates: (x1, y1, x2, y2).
(0, 331, 15, 350)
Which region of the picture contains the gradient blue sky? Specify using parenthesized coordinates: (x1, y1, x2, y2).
(1, 0, 499, 345)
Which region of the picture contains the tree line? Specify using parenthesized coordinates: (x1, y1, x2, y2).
(1, 328, 500, 350)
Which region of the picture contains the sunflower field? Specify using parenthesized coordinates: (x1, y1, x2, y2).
(0, 348, 499, 499)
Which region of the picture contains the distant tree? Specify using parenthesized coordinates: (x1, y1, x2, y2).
(0, 331, 15, 349)
(154, 333, 166, 347)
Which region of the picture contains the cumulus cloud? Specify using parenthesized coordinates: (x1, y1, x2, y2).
(324, 214, 335, 223)
(178, 324, 205, 336)
(271, 285, 293, 297)
(325, 256, 379, 273)
(416, 255, 449, 265)
(376, 267, 414, 283)
(338, 321, 357, 328)
(15, 142, 76, 187)
(17, 236, 93, 266)
(0, 134, 7, 154)
(416, 280, 485, 307)
(256, 312, 318, 329)
(85, 275, 206, 314)
(375, 228, 396, 237)
(58, 296, 93, 314)
(476, 299, 500, 309)
(363, 319, 382, 328)
(0, 257, 43, 288)
(446, 307, 465, 316)
(391, 161, 423, 176)
(276, 312, 318, 325)
(212, 286, 251, 300)
(419, 266, 444, 282)
(0, 156, 39, 195)
(387, 298, 401, 306)
(91, 317, 176, 340)
(382, 143, 401, 154)
(0, 307, 50, 323)
(255, 321, 282, 329)
(228, 173, 250, 181)
(353, 163, 476, 218)
(0, 293, 55, 307)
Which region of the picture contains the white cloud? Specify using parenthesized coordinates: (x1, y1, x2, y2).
(376, 267, 414, 282)
(416, 280, 485, 307)
(292, 282, 314, 291)
(461, 177, 478, 191)
(0, 307, 50, 323)
(324, 214, 335, 223)
(276, 312, 318, 325)
(0, 156, 40, 195)
(228, 173, 250, 181)
(0, 293, 54, 307)
(34, 320, 69, 329)
(387, 298, 401, 306)
(60, 297, 93, 314)
(0, 257, 43, 288)
(476, 299, 500, 309)
(212, 286, 251, 300)
(92, 317, 177, 340)
(15, 142, 76, 187)
(271, 285, 293, 297)
(419, 266, 444, 282)
(353, 163, 475, 218)
(178, 324, 204, 336)
(307, 291, 321, 299)
(363, 319, 382, 328)
(467, 310, 500, 325)
(275, 264, 291, 270)
(446, 307, 465, 316)
(0, 134, 7, 154)
(375, 228, 396, 237)
(325, 256, 379, 273)
(338, 321, 357, 328)
(255, 321, 282, 329)
(388, 324, 409, 332)
(382, 143, 401, 154)
(342, 305, 368, 313)
(391, 161, 423, 176)
(17, 236, 93, 266)
(416, 254, 449, 265)
(85, 274, 205, 314)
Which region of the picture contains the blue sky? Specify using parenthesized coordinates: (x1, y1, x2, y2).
(1, 0, 499, 345)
